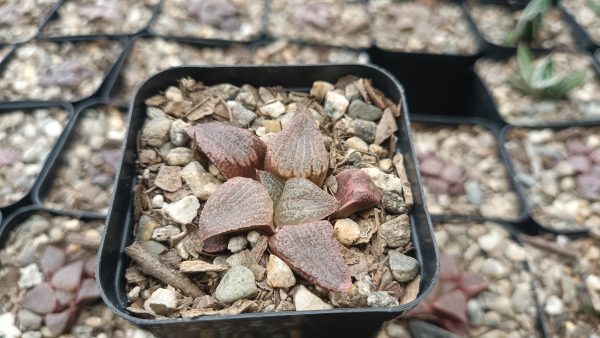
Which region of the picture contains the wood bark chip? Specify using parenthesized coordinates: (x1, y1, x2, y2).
(180, 260, 228, 273)
(264, 107, 329, 186)
(186, 122, 266, 180)
(125, 241, 205, 298)
(393, 154, 413, 208)
(268, 220, 352, 292)
(198, 177, 274, 241)
(374, 108, 398, 145)
(363, 79, 399, 115)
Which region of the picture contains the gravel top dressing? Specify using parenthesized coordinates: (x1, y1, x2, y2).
(0, 107, 69, 207)
(124, 74, 419, 319)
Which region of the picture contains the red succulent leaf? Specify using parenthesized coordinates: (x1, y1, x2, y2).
(458, 271, 487, 298)
(439, 317, 467, 336)
(0, 148, 22, 166)
(198, 177, 274, 241)
(186, 122, 266, 180)
(439, 252, 459, 281)
(419, 155, 444, 177)
(45, 307, 79, 336)
(274, 177, 338, 226)
(268, 220, 352, 292)
(21, 283, 58, 314)
(431, 289, 467, 324)
(264, 109, 329, 186)
(577, 173, 600, 199)
(332, 168, 382, 218)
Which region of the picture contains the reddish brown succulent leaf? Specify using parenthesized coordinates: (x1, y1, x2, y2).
(439, 252, 459, 281)
(458, 272, 487, 298)
(0, 148, 22, 166)
(202, 234, 230, 254)
(21, 283, 58, 314)
(40, 245, 66, 278)
(257, 170, 285, 205)
(268, 220, 352, 292)
(76, 278, 101, 305)
(333, 169, 382, 218)
(264, 109, 329, 186)
(198, 177, 274, 241)
(186, 122, 266, 180)
(274, 177, 338, 226)
(431, 289, 467, 324)
(83, 256, 96, 278)
(45, 307, 78, 336)
(55, 290, 75, 310)
(51, 260, 84, 291)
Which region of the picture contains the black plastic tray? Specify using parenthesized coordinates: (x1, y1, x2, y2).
(409, 114, 530, 226)
(499, 122, 600, 237)
(558, 0, 599, 53)
(0, 101, 75, 216)
(106, 35, 253, 105)
(36, 0, 161, 39)
(98, 64, 438, 338)
(33, 98, 125, 219)
(472, 49, 600, 128)
(147, 0, 267, 46)
(368, 50, 481, 118)
(0, 36, 129, 105)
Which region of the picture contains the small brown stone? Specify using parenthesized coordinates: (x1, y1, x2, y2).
(154, 165, 182, 192)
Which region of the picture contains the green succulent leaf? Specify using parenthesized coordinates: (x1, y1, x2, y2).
(510, 45, 586, 99)
(588, 0, 600, 16)
(505, 0, 550, 44)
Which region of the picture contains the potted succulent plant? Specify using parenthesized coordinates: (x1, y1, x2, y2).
(475, 44, 600, 125)
(98, 64, 437, 337)
(464, 0, 577, 56)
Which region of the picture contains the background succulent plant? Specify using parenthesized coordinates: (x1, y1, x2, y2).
(505, 0, 551, 45)
(509, 44, 586, 99)
(588, 0, 600, 16)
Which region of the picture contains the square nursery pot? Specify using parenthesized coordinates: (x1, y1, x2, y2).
(500, 122, 600, 236)
(473, 50, 600, 127)
(0, 102, 74, 216)
(33, 98, 127, 218)
(98, 64, 438, 338)
(38, 0, 161, 38)
(463, 0, 579, 58)
(409, 114, 529, 225)
(558, 0, 600, 52)
(0, 36, 128, 104)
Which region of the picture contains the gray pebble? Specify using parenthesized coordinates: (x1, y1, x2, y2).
(388, 250, 419, 282)
(336, 118, 377, 143)
(215, 265, 258, 303)
(347, 100, 382, 121)
(381, 191, 407, 214)
(366, 291, 399, 307)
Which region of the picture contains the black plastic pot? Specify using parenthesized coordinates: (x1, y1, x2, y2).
(98, 64, 438, 338)
(0, 204, 105, 249)
(499, 123, 600, 237)
(432, 219, 548, 338)
(368, 50, 482, 119)
(0, 101, 75, 216)
(409, 114, 530, 227)
(36, 0, 161, 39)
(33, 98, 125, 219)
(106, 35, 253, 105)
(0, 36, 129, 104)
(558, 0, 599, 53)
(147, 0, 267, 45)
(473, 50, 600, 128)
(462, 0, 577, 58)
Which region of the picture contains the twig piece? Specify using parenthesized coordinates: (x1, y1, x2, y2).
(125, 242, 205, 298)
(392, 154, 413, 208)
(518, 234, 577, 259)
